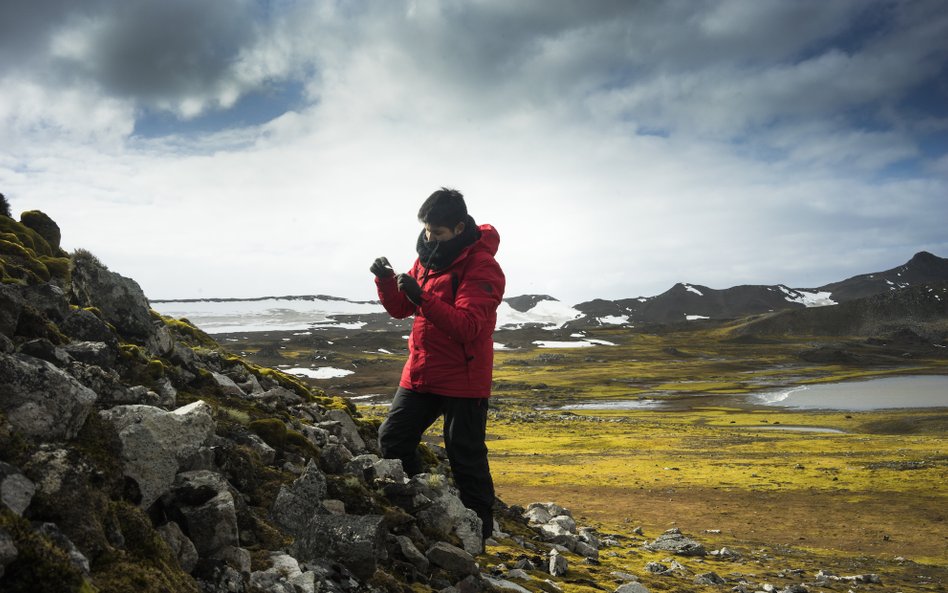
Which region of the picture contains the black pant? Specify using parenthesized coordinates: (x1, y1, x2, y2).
(378, 387, 495, 534)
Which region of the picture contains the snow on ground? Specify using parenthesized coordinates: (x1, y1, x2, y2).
(151, 296, 383, 334)
(686, 314, 710, 321)
(533, 339, 616, 348)
(496, 300, 585, 329)
(778, 286, 837, 307)
(597, 315, 629, 325)
(286, 367, 354, 379)
(683, 284, 704, 296)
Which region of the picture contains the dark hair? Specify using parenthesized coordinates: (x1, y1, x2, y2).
(417, 187, 467, 228)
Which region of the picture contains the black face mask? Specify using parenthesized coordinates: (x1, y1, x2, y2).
(416, 215, 479, 275)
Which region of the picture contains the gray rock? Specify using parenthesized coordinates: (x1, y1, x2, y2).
(18, 338, 71, 367)
(213, 545, 251, 573)
(574, 540, 599, 560)
(319, 443, 353, 474)
(694, 572, 727, 585)
(0, 333, 13, 354)
(325, 409, 366, 452)
(322, 499, 346, 515)
(484, 577, 532, 593)
(411, 474, 484, 555)
(0, 462, 35, 515)
(548, 549, 568, 576)
(167, 471, 239, 556)
(211, 372, 245, 397)
(528, 502, 571, 518)
(292, 514, 385, 581)
(549, 514, 577, 533)
(145, 325, 175, 357)
(373, 458, 406, 483)
(506, 569, 532, 580)
(248, 551, 309, 593)
(157, 521, 199, 573)
(100, 400, 215, 508)
(271, 460, 328, 536)
(644, 562, 668, 574)
(523, 506, 553, 525)
(0, 527, 16, 579)
(0, 353, 98, 440)
(63, 341, 114, 367)
(611, 571, 639, 582)
(395, 535, 430, 573)
(21, 283, 70, 322)
(69, 252, 155, 339)
(254, 387, 302, 407)
(615, 583, 650, 593)
(0, 284, 24, 337)
(60, 308, 118, 347)
(644, 528, 706, 556)
(426, 541, 478, 578)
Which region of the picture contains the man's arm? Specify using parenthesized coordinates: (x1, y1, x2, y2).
(418, 255, 505, 343)
(376, 274, 419, 319)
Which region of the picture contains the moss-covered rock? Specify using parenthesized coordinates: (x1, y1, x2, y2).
(20, 211, 62, 252)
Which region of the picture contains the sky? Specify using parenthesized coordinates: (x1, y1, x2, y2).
(2, 0, 947, 305)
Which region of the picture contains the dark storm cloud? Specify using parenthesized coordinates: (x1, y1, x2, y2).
(1, 0, 266, 113)
(73, 1, 259, 100)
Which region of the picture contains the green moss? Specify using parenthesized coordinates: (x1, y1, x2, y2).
(0, 509, 88, 593)
(38, 255, 71, 282)
(159, 316, 218, 349)
(85, 502, 199, 593)
(249, 418, 289, 449)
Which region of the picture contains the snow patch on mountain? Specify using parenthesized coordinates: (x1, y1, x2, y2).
(496, 300, 584, 329)
(778, 286, 837, 307)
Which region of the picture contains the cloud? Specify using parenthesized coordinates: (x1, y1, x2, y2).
(1, 0, 946, 305)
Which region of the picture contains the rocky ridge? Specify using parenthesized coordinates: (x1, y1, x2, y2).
(0, 209, 647, 593)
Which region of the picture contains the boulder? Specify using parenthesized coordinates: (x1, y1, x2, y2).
(157, 521, 199, 574)
(325, 409, 366, 451)
(211, 372, 245, 397)
(63, 341, 115, 367)
(165, 471, 239, 557)
(18, 338, 72, 367)
(19, 210, 62, 250)
(644, 528, 706, 556)
(410, 474, 484, 555)
(694, 572, 727, 585)
(69, 251, 155, 339)
(0, 353, 98, 440)
(395, 535, 430, 573)
(36, 522, 90, 574)
(271, 460, 328, 536)
(292, 514, 385, 581)
(548, 549, 568, 576)
(0, 461, 36, 515)
(100, 400, 215, 508)
(60, 308, 118, 348)
(21, 283, 70, 322)
(426, 541, 478, 578)
(318, 442, 353, 474)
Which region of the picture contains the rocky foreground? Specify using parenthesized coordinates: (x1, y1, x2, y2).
(0, 208, 919, 593)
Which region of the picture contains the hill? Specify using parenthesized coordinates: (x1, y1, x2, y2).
(574, 251, 948, 327)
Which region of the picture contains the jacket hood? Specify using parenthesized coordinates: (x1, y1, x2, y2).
(473, 223, 500, 257)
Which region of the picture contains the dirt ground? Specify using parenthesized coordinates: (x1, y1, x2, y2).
(496, 482, 948, 563)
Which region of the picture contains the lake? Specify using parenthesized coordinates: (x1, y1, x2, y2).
(750, 375, 948, 411)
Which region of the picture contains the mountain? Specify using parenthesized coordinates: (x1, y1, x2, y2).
(573, 252, 948, 326)
(812, 251, 948, 301)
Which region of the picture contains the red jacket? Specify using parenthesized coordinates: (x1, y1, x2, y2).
(376, 224, 505, 398)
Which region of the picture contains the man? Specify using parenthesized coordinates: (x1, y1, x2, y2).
(370, 187, 505, 541)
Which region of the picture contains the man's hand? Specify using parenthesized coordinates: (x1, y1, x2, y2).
(396, 273, 422, 305)
(370, 257, 395, 278)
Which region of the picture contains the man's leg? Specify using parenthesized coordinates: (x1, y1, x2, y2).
(378, 387, 443, 476)
(442, 396, 495, 539)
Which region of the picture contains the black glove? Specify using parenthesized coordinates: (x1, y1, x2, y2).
(370, 257, 394, 278)
(396, 273, 422, 305)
